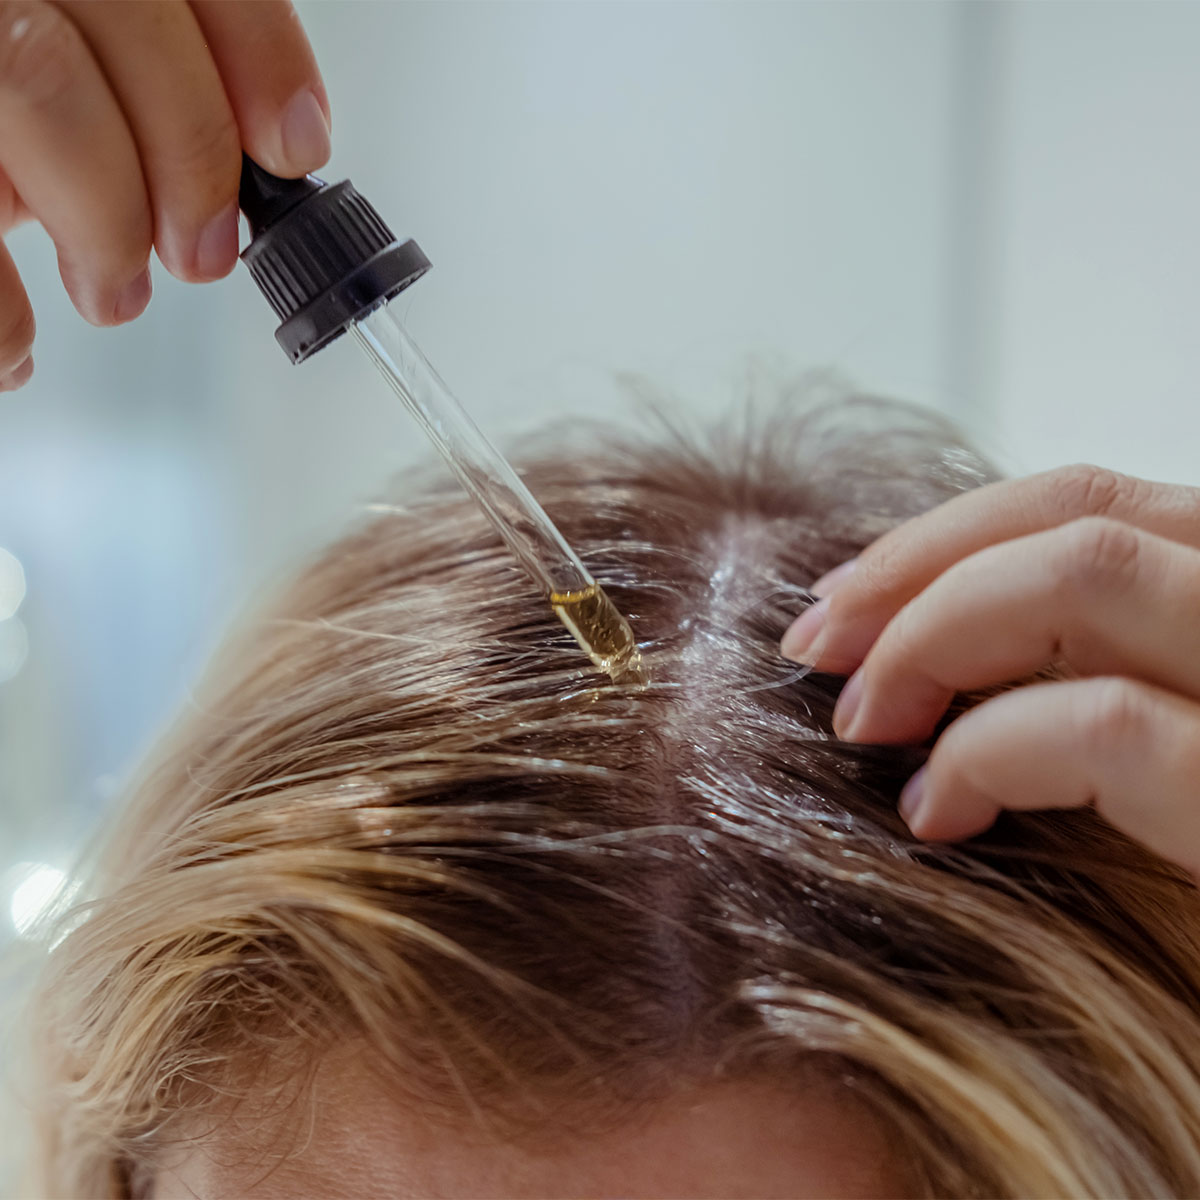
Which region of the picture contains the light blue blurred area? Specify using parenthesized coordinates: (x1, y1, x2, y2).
(1, 0, 1199, 950)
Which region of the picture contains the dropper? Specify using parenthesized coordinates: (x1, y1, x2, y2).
(237, 157, 640, 681)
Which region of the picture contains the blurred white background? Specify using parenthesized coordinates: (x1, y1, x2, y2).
(2, 0, 1199, 958)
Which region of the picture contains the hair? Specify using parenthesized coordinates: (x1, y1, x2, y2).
(15, 390, 1200, 1198)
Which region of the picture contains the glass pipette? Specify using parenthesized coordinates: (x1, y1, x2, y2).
(237, 157, 640, 680)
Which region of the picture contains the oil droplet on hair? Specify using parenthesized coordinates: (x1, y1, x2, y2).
(550, 584, 642, 682)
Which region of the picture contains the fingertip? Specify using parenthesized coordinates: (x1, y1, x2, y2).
(898, 766, 927, 828)
(0, 353, 33, 392)
(193, 201, 240, 281)
(59, 259, 141, 328)
(905, 781, 1000, 843)
(780, 597, 828, 664)
(113, 267, 153, 325)
(810, 557, 859, 599)
(265, 87, 331, 177)
(156, 178, 242, 282)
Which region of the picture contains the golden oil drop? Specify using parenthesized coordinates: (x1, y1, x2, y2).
(551, 584, 642, 682)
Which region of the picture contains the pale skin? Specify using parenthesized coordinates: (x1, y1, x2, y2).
(0, 0, 331, 389)
(782, 463, 1200, 881)
(152, 1045, 906, 1199)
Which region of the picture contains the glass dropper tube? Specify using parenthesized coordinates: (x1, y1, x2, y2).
(352, 303, 641, 681)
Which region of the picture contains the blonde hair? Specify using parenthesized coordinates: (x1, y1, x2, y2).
(18, 395, 1200, 1197)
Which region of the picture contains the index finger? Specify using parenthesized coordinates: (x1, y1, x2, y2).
(784, 464, 1200, 675)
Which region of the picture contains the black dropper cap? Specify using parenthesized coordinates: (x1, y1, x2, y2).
(238, 155, 431, 363)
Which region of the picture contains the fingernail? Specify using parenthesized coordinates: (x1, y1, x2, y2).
(899, 766, 928, 828)
(0, 353, 33, 392)
(194, 203, 239, 280)
(781, 596, 828, 663)
(114, 268, 152, 324)
(281, 88, 331, 169)
(810, 556, 858, 598)
(833, 668, 865, 739)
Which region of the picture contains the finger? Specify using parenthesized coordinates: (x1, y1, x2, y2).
(833, 518, 1200, 744)
(188, 0, 331, 178)
(61, 0, 241, 282)
(900, 677, 1200, 880)
(0, 239, 34, 385)
(783, 465, 1200, 675)
(0, 1, 152, 325)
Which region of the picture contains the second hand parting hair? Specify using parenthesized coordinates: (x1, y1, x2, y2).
(237, 156, 642, 682)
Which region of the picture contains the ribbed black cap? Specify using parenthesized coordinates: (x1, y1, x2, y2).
(238, 156, 431, 363)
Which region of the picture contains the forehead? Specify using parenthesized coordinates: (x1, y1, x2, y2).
(151, 1049, 904, 1199)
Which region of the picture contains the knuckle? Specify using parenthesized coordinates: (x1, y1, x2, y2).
(1049, 463, 1142, 521)
(1058, 517, 1142, 592)
(0, 2, 86, 109)
(1081, 677, 1150, 755)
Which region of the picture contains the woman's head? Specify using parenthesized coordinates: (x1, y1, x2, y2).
(23, 395, 1200, 1197)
